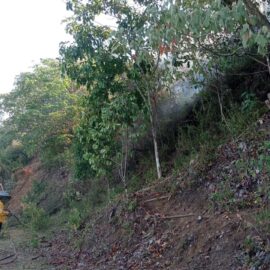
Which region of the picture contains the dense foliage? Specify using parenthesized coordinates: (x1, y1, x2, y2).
(60, 0, 270, 183)
(1, 0, 270, 190)
(0, 59, 79, 173)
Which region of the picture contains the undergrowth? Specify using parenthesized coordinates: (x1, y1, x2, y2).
(21, 74, 268, 240)
(173, 88, 265, 176)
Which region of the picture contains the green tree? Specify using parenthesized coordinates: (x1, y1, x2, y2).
(0, 59, 79, 167)
(62, 0, 170, 180)
(61, 0, 270, 182)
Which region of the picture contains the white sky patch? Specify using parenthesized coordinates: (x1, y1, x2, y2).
(0, 0, 141, 94)
(0, 0, 71, 94)
(95, 14, 117, 29)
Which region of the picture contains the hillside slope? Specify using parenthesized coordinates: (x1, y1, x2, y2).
(8, 159, 41, 214)
(40, 111, 270, 270)
(8, 159, 69, 216)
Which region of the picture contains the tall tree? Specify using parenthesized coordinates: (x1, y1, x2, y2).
(61, 0, 270, 181)
(0, 59, 79, 166)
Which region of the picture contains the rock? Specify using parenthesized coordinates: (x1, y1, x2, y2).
(197, 215, 202, 223)
(238, 189, 245, 198)
(165, 260, 171, 266)
(238, 142, 247, 152)
(148, 239, 154, 245)
(208, 183, 216, 192)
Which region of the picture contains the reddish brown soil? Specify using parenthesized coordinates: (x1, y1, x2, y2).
(8, 159, 69, 216)
(8, 159, 41, 214)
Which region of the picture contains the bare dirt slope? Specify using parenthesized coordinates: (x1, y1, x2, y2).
(8, 159, 41, 214)
(43, 191, 258, 270)
(8, 159, 68, 216)
(41, 112, 270, 270)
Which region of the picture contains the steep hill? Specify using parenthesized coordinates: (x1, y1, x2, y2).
(8, 159, 41, 214)
(8, 159, 69, 216)
(39, 111, 270, 270)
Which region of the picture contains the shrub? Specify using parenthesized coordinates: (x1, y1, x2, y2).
(22, 202, 49, 231)
(67, 207, 81, 231)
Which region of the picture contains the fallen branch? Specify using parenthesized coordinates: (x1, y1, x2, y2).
(0, 253, 16, 262)
(31, 254, 43, 261)
(161, 213, 195, 220)
(0, 253, 17, 265)
(0, 233, 18, 265)
(136, 177, 171, 194)
(143, 195, 169, 203)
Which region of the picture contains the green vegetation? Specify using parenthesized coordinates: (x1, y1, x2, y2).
(0, 59, 80, 173)
(0, 0, 270, 245)
(22, 202, 49, 232)
(60, 0, 270, 185)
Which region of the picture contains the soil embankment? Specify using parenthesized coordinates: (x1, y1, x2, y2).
(41, 112, 270, 269)
(8, 159, 41, 214)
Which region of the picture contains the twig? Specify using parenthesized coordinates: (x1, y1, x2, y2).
(161, 213, 195, 219)
(135, 177, 170, 194)
(31, 254, 43, 261)
(0, 254, 17, 265)
(143, 195, 169, 203)
(0, 253, 16, 262)
(0, 236, 17, 265)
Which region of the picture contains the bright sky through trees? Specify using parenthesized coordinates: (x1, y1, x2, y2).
(0, 0, 71, 94)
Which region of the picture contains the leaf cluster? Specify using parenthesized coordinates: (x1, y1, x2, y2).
(0, 59, 80, 170)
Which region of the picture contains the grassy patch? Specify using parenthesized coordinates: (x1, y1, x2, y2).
(210, 180, 236, 211)
(21, 202, 50, 232)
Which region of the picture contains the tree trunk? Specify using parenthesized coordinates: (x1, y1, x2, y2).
(148, 92, 162, 179)
(121, 127, 128, 197)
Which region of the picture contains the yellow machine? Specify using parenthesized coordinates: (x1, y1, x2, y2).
(0, 184, 11, 230)
(0, 200, 9, 224)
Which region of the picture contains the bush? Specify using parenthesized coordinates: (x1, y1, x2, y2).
(67, 208, 81, 230)
(24, 181, 46, 204)
(22, 202, 49, 231)
(174, 85, 264, 175)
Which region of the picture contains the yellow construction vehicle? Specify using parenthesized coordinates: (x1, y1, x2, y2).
(0, 184, 11, 231)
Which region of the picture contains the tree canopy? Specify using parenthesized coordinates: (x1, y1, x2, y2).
(60, 0, 270, 181)
(0, 59, 79, 168)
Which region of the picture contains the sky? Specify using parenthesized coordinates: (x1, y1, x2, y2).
(0, 0, 71, 94)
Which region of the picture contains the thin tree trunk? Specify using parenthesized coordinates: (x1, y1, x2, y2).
(148, 92, 162, 179)
(116, 126, 129, 198)
(106, 178, 111, 204)
(266, 56, 270, 75)
(121, 127, 128, 197)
